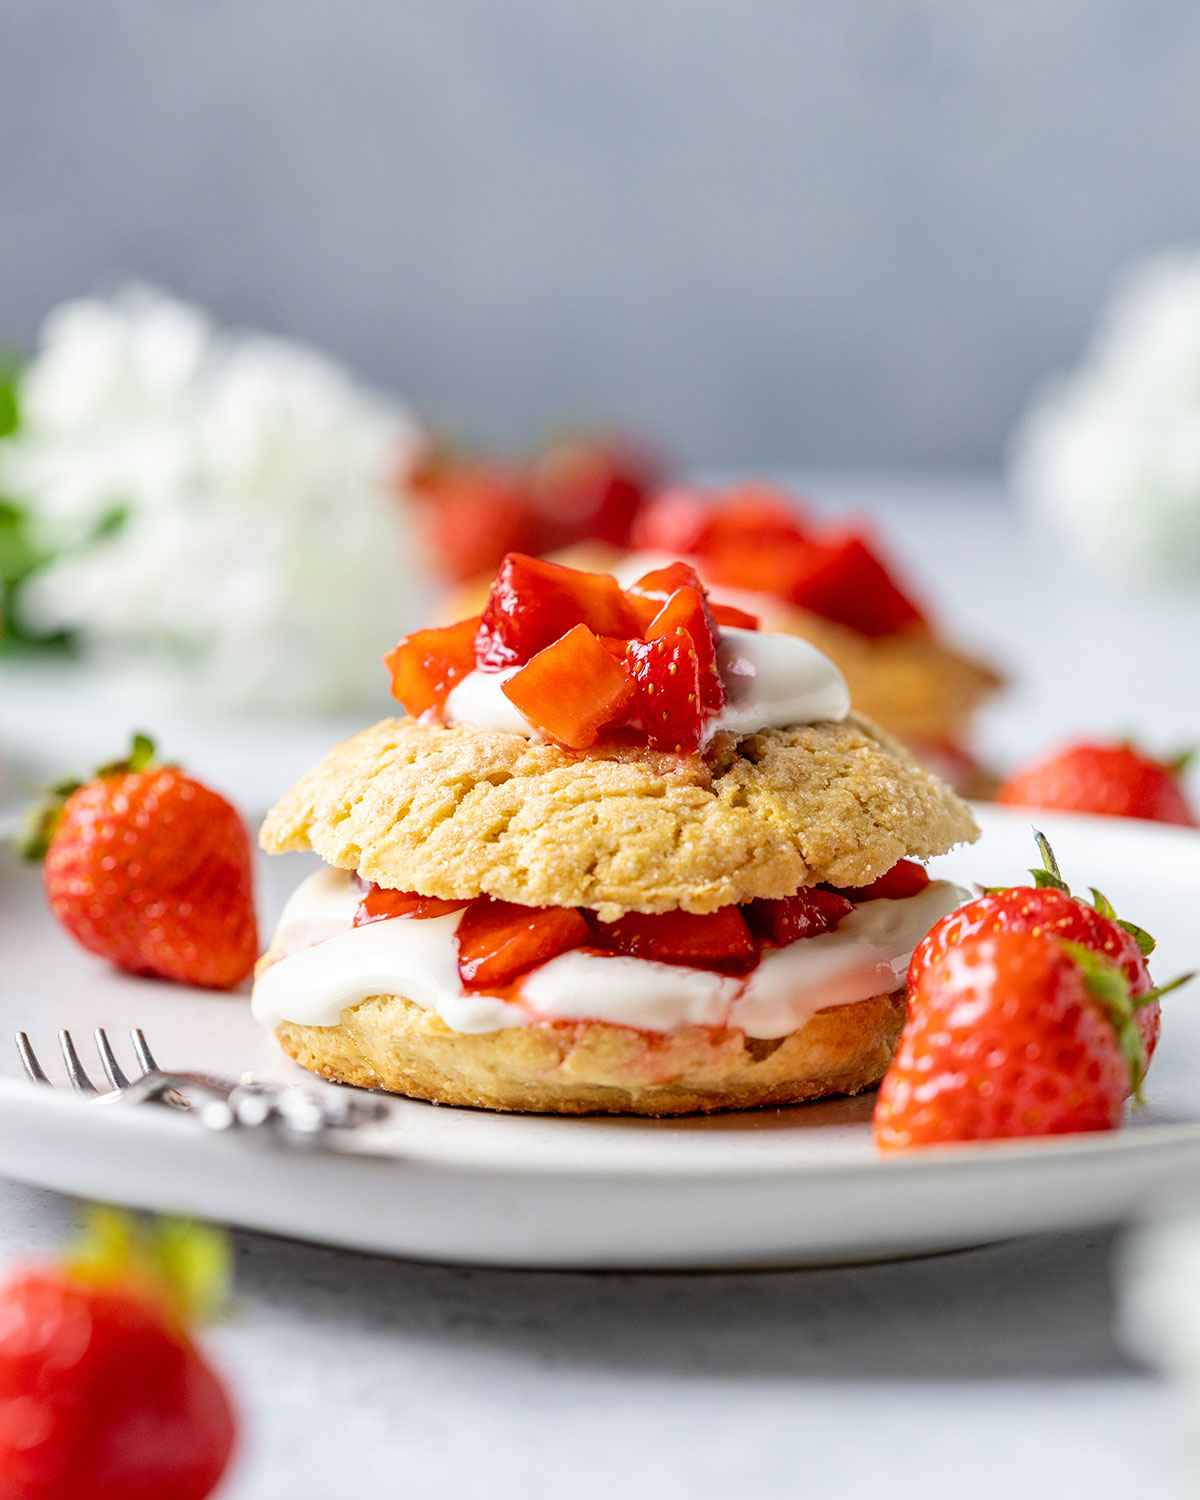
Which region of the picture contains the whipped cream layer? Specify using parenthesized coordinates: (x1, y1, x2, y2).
(252, 867, 964, 1039)
(443, 625, 850, 743)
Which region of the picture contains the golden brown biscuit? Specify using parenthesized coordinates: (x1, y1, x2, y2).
(446, 545, 1002, 745)
(261, 715, 977, 920)
(272, 986, 906, 1115)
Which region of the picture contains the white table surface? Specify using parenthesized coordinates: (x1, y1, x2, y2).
(2, 474, 1198, 1499)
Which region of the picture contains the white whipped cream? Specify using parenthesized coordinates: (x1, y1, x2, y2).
(443, 626, 849, 743)
(252, 868, 963, 1038)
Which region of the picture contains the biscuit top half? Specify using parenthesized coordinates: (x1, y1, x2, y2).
(260, 714, 978, 920)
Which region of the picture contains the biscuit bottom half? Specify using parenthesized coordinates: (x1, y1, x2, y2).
(274, 989, 906, 1116)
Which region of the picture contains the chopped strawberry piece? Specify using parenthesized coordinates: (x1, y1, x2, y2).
(834, 859, 930, 902)
(529, 435, 657, 550)
(475, 553, 642, 669)
(354, 885, 471, 925)
(709, 601, 760, 630)
(409, 460, 543, 583)
(626, 628, 705, 754)
(644, 585, 723, 714)
(628, 560, 709, 602)
(750, 888, 854, 945)
(787, 532, 927, 637)
(385, 616, 480, 718)
(629, 488, 712, 554)
(695, 485, 810, 550)
(595, 905, 758, 972)
(631, 485, 808, 556)
(503, 623, 636, 748)
(457, 897, 590, 988)
(703, 535, 826, 601)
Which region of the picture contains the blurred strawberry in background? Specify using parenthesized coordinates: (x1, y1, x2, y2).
(997, 742, 1197, 827)
(403, 432, 661, 584)
(0, 1208, 236, 1500)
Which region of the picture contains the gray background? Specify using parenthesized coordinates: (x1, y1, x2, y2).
(6, 0, 1200, 468)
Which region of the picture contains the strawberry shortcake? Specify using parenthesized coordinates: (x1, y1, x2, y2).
(446, 484, 1002, 793)
(254, 554, 978, 1114)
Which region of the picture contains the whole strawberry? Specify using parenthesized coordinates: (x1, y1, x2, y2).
(908, 833, 1166, 1072)
(24, 734, 258, 989)
(0, 1209, 236, 1500)
(997, 741, 1197, 826)
(875, 931, 1146, 1151)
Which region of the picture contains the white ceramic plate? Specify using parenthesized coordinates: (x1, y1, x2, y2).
(2, 804, 1198, 1268)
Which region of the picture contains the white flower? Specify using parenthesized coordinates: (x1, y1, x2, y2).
(2, 285, 429, 711)
(1010, 250, 1200, 582)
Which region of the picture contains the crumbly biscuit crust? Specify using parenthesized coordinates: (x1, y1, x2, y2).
(260, 716, 977, 918)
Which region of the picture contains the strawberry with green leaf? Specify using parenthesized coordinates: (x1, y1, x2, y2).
(875, 930, 1159, 1150)
(908, 832, 1182, 1074)
(0, 1208, 236, 1500)
(22, 734, 258, 990)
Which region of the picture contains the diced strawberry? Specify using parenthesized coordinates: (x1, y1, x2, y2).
(631, 485, 808, 556)
(384, 615, 481, 718)
(594, 905, 758, 972)
(644, 585, 723, 714)
(703, 535, 826, 601)
(502, 623, 636, 749)
(694, 485, 810, 550)
(629, 488, 712, 554)
(787, 531, 927, 637)
(628, 560, 709, 602)
(529, 435, 657, 550)
(750, 888, 854, 945)
(475, 553, 642, 669)
(410, 459, 544, 583)
(354, 885, 472, 925)
(457, 897, 590, 988)
(834, 859, 930, 902)
(709, 601, 760, 630)
(626, 628, 705, 754)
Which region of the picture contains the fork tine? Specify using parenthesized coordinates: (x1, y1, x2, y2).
(130, 1028, 159, 1077)
(94, 1029, 129, 1090)
(58, 1030, 97, 1095)
(15, 1033, 51, 1085)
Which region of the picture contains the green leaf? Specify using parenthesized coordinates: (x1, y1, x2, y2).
(1117, 918, 1156, 958)
(1089, 887, 1117, 920)
(1167, 747, 1197, 777)
(1139, 971, 1195, 1007)
(1030, 830, 1070, 893)
(66, 1206, 230, 1329)
(0, 356, 21, 440)
(1058, 938, 1146, 1099)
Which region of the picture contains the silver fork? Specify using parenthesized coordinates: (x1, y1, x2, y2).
(15, 1028, 389, 1146)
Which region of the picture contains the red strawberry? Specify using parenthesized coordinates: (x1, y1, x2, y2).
(354, 885, 471, 924)
(907, 833, 1173, 1072)
(625, 628, 705, 754)
(384, 615, 480, 718)
(457, 897, 589, 988)
(594, 906, 758, 972)
(0, 1209, 235, 1500)
(26, 736, 258, 990)
(644, 585, 724, 715)
(502, 622, 636, 748)
(749, 888, 853, 945)
(833, 858, 930, 902)
(475, 553, 641, 669)
(874, 931, 1145, 1150)
(997, 742, 1197, 827)
(785, 531, 927, 637)
(529, 434, 657, 550)
(408, 454, 543, 583)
